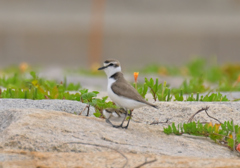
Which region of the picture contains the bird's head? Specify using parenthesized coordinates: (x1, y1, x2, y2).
(98, 59, 121, 77)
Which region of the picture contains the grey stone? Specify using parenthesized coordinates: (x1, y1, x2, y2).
(135, 101, 240, 126)
(0, 101, 240, 167)
(0, 99, 95, 116)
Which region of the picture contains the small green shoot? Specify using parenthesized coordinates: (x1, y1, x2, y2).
(174, 90, 184, 101)
(164, 121, 240, 151)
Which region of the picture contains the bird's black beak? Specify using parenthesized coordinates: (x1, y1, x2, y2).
(98, 66, 107, 70)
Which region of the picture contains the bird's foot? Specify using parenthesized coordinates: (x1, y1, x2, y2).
(106, 119, 123, 128)
(121, 125, 129, 129)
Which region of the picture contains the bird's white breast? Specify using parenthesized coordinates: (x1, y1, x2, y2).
(107, 78, 146, 109)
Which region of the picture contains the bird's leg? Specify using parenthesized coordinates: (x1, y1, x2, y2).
(105, 108, 128, 128)
(122, 109, 133, 129)
(106, 118, 123, 128)
(106, 109, 127, 128)
(114, 109, 121, 117)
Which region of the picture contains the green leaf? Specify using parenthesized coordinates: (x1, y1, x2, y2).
(227, 121, 233, 132)
(174, 92, 184, 101)
(236, 134, 240, 143)
(79, 89, 88, 94)
(187, 93, 196, 101)
(102, 96, 108, 102)
(93, 112, 102, 118)
(227, 138, 234, 149)
(143, 83, 148, 94)
(30, 71, 37, 79)
(145, 78, 149, 85)
(137, 83, 148, 99)
(172, 123, 180, 134)
(81, 92, 97, 102)
(92, 91, 99, 95)
(196, 92, 199, 101)
(66, 83, 81, 91)
(163, 125, 172, 135)
(150, 78, 154, 87)
(154, 78, 158, 93)
(58, 84, 65, 93)
(167, 89, 172, 101)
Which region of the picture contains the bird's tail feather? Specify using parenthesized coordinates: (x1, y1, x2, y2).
(147, 102, 159, 109)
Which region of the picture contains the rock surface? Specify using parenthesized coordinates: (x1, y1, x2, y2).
(2, 150, 240, 168)
(136, 101, 240, 126)
(0, 99, 95, 116)
(0, 101, 240, 167)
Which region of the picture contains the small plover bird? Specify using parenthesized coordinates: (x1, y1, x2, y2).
(98, 59, 158, 128)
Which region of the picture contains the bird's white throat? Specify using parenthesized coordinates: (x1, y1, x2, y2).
(104, 66, 121, 78)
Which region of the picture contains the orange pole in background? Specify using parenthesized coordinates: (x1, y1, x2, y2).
(88, 0, 106, 67)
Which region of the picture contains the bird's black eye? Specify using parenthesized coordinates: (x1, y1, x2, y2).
(109, 63, 113, 66)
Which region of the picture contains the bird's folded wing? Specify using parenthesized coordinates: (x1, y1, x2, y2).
(111, 80, 146, 103)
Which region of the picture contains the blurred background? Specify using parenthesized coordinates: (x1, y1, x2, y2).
(0, 0, 240, 69)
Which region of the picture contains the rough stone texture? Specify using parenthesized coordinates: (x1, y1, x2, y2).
(2, 150, 240, 168)
(0, 99, 95, 116)
(0, 105, 240, 167)
(135, 102, 240, 126)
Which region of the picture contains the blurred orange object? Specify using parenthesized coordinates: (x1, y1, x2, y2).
(214, 123, 221, 132)
(232, 74, 240, 88)
(158, 67, 168, 76)
(19, 62, 29, 73)
(237, 75, 240, 83)
(134, 72, 139, 82)
(91, 62, 101, 73)
(134, 72, 139, 89)
(208, 122, 213, 127)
